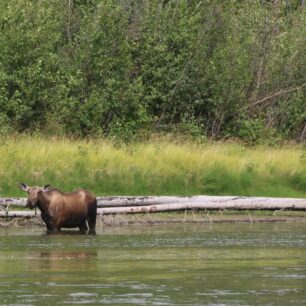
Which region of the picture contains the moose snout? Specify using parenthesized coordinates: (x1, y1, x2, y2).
(26, 200, 35, 209)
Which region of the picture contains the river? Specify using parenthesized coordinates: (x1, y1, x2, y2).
(0, 223, 306, 305)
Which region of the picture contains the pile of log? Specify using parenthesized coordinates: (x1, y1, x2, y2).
(0, 195, 306, 218)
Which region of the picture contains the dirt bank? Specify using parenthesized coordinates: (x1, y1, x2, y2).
(1, 210, 306, 228)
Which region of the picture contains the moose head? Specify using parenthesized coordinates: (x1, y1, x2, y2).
(19, 183, 51, 209)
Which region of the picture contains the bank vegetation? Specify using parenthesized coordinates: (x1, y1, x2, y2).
(0, 136, 305, 198)
(0, 0, 305, 143)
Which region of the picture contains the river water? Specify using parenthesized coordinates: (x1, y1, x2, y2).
(0, 223, 306, 305)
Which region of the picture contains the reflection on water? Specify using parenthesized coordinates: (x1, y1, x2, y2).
(0, 223, 306, 305)
(40, 251, 97, 259)
(32, 251, 98, 273)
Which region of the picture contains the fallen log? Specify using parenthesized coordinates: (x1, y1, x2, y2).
(0, 198, 27, 207)
(1, 195, 306, 218)
(98, 197, 306, 214)
(99, 195, 306, 209)
(2, 195, 306, 209)
(0, 211, 36, 217)
(1, 196, 185, 207)
(1, 195, 221, 207)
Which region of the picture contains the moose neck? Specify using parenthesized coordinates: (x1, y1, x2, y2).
(36, 192, 50, 215)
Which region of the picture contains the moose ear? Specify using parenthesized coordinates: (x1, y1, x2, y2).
(43, 184, 51, 191)
(19, 183, 29, 192)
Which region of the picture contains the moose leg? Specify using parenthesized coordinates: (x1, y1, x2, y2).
(87, 216, 96, 234)
(46, 224, 53, 231)
(87, 200, 97, 234)
(79, 221, 88, 232)
(49, 217, 62, 233)
(46, 225, 60, 234)
(52, 227, 61, 234)
(41, 214, 54, 232)
(45, 221, 59, 233)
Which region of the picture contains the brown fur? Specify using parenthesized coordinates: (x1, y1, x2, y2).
(19, 184, 97, 233)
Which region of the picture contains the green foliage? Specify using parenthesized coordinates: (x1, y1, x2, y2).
(0, 0, 305, 142)
(0, 0, 67, 131)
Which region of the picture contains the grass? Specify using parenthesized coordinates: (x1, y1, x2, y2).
(0, 135, 306, 198)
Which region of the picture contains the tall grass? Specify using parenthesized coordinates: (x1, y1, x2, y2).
(0, 135, 305, 197)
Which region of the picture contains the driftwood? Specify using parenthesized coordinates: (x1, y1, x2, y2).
(0, 196, 306, 218)
(97, 201, 306, 214)
(0, 196, 209, 208)
(2, 195, 306, 208)
(0, 198, 27, 207)
(0, 211, 36, 217)
(96, 196, 306, 214)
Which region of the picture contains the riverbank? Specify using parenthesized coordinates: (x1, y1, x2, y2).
(1, 135, 306, 198)
(100, 210, 306, 226)
(1, 210, 306, 228)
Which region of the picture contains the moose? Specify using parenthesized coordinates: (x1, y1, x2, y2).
(19, 183, 97, 234)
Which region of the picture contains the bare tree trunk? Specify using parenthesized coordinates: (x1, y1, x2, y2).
(247, 1, 281, 107)
(67, 0, 72, 41)
(300, 123, 306, 143)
